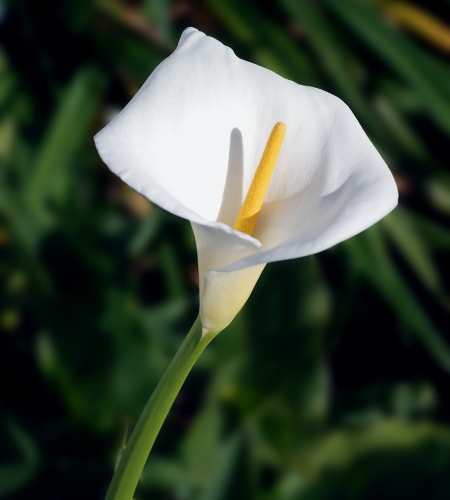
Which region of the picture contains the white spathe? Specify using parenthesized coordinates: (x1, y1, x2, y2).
(94, 27, 398, 335)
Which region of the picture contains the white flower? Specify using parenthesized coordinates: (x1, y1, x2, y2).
(94, 27, 398, 336)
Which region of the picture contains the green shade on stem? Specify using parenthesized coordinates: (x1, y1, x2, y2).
(105, 315, 215, 500)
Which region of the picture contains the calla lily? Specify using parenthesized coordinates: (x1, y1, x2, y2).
(95, 27, 398, 336)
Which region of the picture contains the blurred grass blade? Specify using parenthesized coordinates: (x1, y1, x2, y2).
(344, 225, 450, 372)
(373, 95, 429, 162)
(157, 240, 186, 299)
(377, 79, 423, 114)
(323, 0, 450, 133)
(25, 67, 105, 205)
(96, 0, 173, 49)
(181, 399, 224, 488)
(205, 0, 319, 86)
(129, 208, 163, 256)
(317, 420, 450, 469)
(280, 0, 381, 140)
(382, 207, 443, 295)
(141, 458, 183, 491)
(108, 37, 165, 86)
(383, 1, 450, 53)
(0, 72, 17, 112)
(143, 0, 174, 44)
(0, 421, 39, 497)
(411, 213, 450, 251)
(198, 432, 244, 500)
(427, 174, 450, 215)
(0, 185, 53, 292)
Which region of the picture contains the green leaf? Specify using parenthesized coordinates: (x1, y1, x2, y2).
(205, 0, 318, 86)
(382, 207, 442, 295)
(343, 225, 450, 372)
(0, 421, 39, 497)
(411, 213, 450, 251)
(107, 37, 167, 85)
(279, 0, 382, 140)
(198, 432, 246, 500)
(427, 174, 450, 215)
(180, 399, 224, 489)
(129, 207, 164, 255)
(141, 457, 183, 490)
(298, 421, 450, 500)
(0, 72, 17, 112)
(25, 66, 106, 204)
(373, 95, 429, 162)
(324, 0, 450, 134)
(143, 0, 174, 43)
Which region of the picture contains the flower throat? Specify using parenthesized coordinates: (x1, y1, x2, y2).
(233, 122, 286, 236)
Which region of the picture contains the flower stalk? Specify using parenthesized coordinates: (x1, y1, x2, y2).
(105, 123, 289, 498)
(105, 315, 216, 500)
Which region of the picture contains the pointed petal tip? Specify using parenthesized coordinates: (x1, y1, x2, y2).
(178, 27, 202, 47)
(181, 27, 199, 36)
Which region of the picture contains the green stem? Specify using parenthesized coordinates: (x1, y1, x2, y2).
(105, 315, 215, 500)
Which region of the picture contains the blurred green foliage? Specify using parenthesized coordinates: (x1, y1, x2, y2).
(1, 0, 450, 498)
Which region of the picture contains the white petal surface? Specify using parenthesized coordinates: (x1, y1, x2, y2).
(220, 94, 399, 271)
(95, 27, 398, 334)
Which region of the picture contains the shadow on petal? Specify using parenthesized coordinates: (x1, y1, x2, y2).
(217, 127, 244, 227)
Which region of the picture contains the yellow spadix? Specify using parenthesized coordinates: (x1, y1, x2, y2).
(234, 122, 286, 236)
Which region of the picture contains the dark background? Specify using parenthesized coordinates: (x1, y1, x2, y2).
(1, 1, 450, 498)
